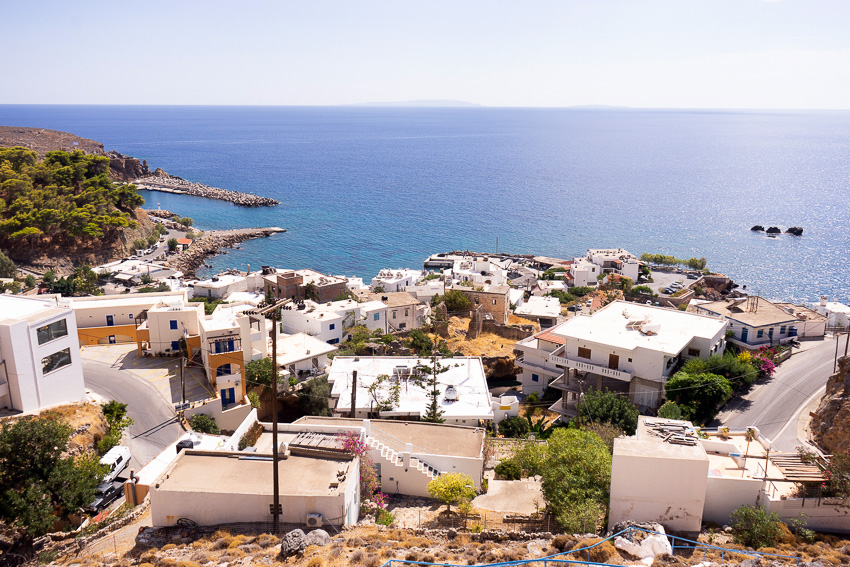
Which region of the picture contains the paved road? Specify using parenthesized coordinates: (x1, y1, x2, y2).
(716, 337, 839, 451)
(83, 358, 183, 472)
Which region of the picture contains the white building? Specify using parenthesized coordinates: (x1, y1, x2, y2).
(327, 356, 494, 426)
(191, 271, 266, 300)
(514, 296, 563, 329)
(813, 296, 850, 329)
(337, 276, 367, 291)
(569, 257, 600, 287)
(514, 327, 568, 395)
(371, 268, 424, 292)
(276, 332, 337, 383)
(278, 299, 388, 345)
(449, 257, 508, 286)
(0, 296, 85, 413)
(520, 301, 727, 412)
(61, 291, 186, 349)
(404, 280, 446, 304)
(692, 296, 800, 350)
(296, 417, 487, 497)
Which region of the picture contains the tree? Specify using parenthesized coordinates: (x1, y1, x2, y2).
(246, 357, 279, 389)
(133, 238, 147, 250)
(631, 285, 654, 296)
(406, 329, 433, 355)
(299, 376, 332, 416)
(426, 472, 476, 513)
(682, 352, 757, 390)
(570, 286, 593, 297)
(188, 414, 220, 434)
(439, 289, 472, 313)
(730, 505, 783, 548)
(23, 274, 35, 288)
(0, 250, 16, 278)
(578, 389, 639, 435)
(98, 400, 133, 454)
(304, 282, 320, 302)
(540, 428, 612, 533)
(657, 401, 685, 420)
(0, 417, 103, 535)
(499, 415, 530, 438)
(417, 353, 447, 423)
(167, 237, 178, 252)
(367, 374, 400, 414)
(665, 371, 732, 424)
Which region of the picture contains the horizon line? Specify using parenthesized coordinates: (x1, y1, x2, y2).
(1, 103, 850, 112)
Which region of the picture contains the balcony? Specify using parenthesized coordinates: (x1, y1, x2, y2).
(547, 354, 632, 381)
(208, 337, 242, 354)
(549, 398, 578, 417)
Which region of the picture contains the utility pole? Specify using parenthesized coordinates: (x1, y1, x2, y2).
(349, 370, 357, 418)
(245, 298, 290, 533)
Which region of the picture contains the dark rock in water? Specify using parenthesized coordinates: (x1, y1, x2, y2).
(785, 226, 804, 236)
(766, 226, 781, 234)
(750, 225, 765, 232)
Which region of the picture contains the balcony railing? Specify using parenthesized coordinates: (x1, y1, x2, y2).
(209, 337, 242, 354)
(549, 398, 578, 417)
(547, 354, 631, 381)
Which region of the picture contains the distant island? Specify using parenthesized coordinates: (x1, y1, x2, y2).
(353, 99, 483, 107)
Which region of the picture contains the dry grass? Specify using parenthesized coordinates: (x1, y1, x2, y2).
(7, 402, 110, 454)
(442, 316, 532, 357)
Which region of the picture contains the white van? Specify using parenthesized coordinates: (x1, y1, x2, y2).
(100, 446, 131, 484)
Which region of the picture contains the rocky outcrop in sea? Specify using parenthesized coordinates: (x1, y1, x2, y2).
(166, 228, 285, 277)
(134, 171, 279, 207)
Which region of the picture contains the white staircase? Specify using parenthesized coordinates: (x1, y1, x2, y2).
(366, 435, 442, 481)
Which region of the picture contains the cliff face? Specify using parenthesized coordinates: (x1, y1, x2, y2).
(812, 355, 850, 454)
(0, 126, 149, 181)
(22, 208, 155, 275)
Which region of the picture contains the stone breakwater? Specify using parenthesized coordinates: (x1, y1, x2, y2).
(134, 172, 279, 207)
(167, 227, 285, 277)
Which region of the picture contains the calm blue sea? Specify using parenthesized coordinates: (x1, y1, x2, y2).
(1, 105, 848, 304)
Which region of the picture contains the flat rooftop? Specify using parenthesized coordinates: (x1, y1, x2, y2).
(549, 300, 726, 355)
(295, 416, 485, 458)
(697, 297, 799, 327)
(328, 356, 493, 421)
(354, 290, 420, 307)
(515, 296, 561, 318)
(61, 291, 185, 310)
(156, 451, 354, 496)
(614, 417, 708, 461)
(0, 295, 67, 323)
(277, 332, 337, 365)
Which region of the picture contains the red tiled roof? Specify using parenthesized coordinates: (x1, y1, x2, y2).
(536, 329, 566, 345)
(176, 238, 192, 245)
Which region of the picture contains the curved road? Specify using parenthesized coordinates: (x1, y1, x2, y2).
(83, 358, 183, 471)
(716, 337, 838, 451)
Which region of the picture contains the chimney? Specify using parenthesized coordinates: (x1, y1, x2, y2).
(821, 296, 828, 307)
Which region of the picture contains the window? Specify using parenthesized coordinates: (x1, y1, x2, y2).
(41, 348, 72, 375)
(36, 319, 68, 345)
(392, 311, 397, 319)
(577, 347, 591, 359)
(328, 338, 339, 345)
(329, 323, 335, 330)
(404, 308, 409, 317)
(531, 373, 539, 382)
(474, 296, 480, 304)
(780, 325, 787, 334)
(373, 313, 380, 321)
(399, 323, 406, 329)
(687, 348, 700, 357)
(129, 313, 134, 320)
(492, 299, 497, 305)
(171, 340, 180, 351)
(757, 329, 764, 338)
(169, 320, 178, 330)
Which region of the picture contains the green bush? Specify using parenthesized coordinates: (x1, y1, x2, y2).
(570, 286, 593, 297)
(499, 415, 530, 438)
(665, 372, 732, 425)
(731, 505, 783, 548)
(188, 413, 220, 435)
(495, 459, 522, 480)
(578, 389, 639, 435)
(657, 401, 684, 420)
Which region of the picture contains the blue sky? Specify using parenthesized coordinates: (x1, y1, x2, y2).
(2, 0, 849, 108)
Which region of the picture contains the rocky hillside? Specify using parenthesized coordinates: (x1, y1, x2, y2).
(0, 126, 150, 181)
(812, 355, 850, 454)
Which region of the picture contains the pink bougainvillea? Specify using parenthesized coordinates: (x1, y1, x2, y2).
(336, 430, 387, 514)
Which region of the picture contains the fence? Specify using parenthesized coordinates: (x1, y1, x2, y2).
(418, 512, 558, 534)
(376, 526, 803, 567)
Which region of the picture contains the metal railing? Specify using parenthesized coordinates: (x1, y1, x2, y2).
(376, 526, 802, 567)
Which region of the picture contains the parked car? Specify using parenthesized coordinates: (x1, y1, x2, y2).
(670, 282, 683, 289)
(99, 446, 131, 484)
(664, 287, 676, 294)
(686, 273, 699, 279)
(84, 482, 123, 513)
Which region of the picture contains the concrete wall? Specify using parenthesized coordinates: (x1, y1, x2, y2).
(152, 484, 352, 527)
(184, 401, 253, 432)
(765, 496, 850, 534)
(703, 476, 763, 525)
(412, 453, 483, 489)
(608, 453, 709, 533)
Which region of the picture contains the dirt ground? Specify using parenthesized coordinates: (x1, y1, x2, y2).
(444, 315, 538, 357)
(1, 402, 108, 455)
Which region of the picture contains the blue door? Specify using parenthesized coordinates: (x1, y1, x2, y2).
(741, 328, 749, 343)
(216, 363, 232, 377)
(768, 328, 774, 341)
(106, 315, 114, 326)
(221, 387, 235, 408)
